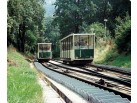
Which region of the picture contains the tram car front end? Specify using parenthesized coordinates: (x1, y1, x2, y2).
(37, 43, 52, 62)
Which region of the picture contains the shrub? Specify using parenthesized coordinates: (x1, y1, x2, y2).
(115, 14, 131, 53)
(84, 22, 112, 47)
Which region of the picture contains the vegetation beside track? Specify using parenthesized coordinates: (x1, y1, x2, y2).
(94, 45, 131, 69)
(7, 47, 43, 103)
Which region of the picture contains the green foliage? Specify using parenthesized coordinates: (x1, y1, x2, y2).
(44, 17, 61, 58)
(84, 22, 113, 47)
(26, 30, 37, 44)
(108, 0, 131, 18)
(115, 14, 131, 53)
(85, 22, 105, 37)
(54, 0, 97, 36)
(110, 54, 131, 68)
(102, 48, 118, 63)
(92, 0, 112, 22)
(7, 0, 46, 52)
(45, 17, 60, 42)
(107, 0, 131, 36)
(94, 45, 115, 64)
(53, 0, 130, 38)
(25, 30, 37, 52)
(7, 48, 43, 103)
(94, 45, 131, 68)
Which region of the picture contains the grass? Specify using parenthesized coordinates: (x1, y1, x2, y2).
(94, 44, 131, 69)
(7, 47, 43, 103)
(110, 54, 131, 68)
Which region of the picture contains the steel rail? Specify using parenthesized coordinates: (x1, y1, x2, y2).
(49, 61, 131, 87)
(41, 62, 131, 100)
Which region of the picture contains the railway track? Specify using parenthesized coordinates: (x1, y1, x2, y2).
(90, 64, 131, 76)
(42, 61, 131, 100)
(34, 62, 131, 103)
(53, 59, 131, 76)
(77, 66, 131, 86)
(50, 60, 131, 87)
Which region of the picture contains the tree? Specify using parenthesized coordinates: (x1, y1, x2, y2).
(7, 0, 46, 52)
(54, 0, 97, 37)
(107, 0, 131, 37)
(115, 14, 131, 53)
(44, 17, 60, 57)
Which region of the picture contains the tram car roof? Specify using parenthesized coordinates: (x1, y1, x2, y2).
(60, 33, 95, 41)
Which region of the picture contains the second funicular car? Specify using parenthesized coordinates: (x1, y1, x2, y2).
(60, 33, 95, 65)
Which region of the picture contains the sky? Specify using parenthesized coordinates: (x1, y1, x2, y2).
(44, 0, 56, 17)
(46, 0, 56, 5)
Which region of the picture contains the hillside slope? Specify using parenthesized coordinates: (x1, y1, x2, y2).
(7, 47, 43, 103)
(94, 45, 131, 69)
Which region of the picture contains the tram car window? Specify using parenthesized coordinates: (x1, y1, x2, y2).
(37, 43, 52, 62)
(60, 33, 95, 65)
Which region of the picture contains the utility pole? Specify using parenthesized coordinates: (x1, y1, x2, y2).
(104, 19, 108, 40)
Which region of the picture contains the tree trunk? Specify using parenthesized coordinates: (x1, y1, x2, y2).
(18, 21, 26, 52)
(21, 22, 25, 52)
(74, 0, 80, 33)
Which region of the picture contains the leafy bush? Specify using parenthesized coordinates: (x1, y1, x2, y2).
(94, 45, 117, 64)
(25, 30, 37, 52)
(94, 45, 131, 68)
(84, 22, 113, 47)
(85, 22, 105, 37)
(115, 14, 131, 53)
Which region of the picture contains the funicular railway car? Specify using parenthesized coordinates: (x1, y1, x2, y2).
(37, 43, 52, 62)
(60, 33, 95, 65)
